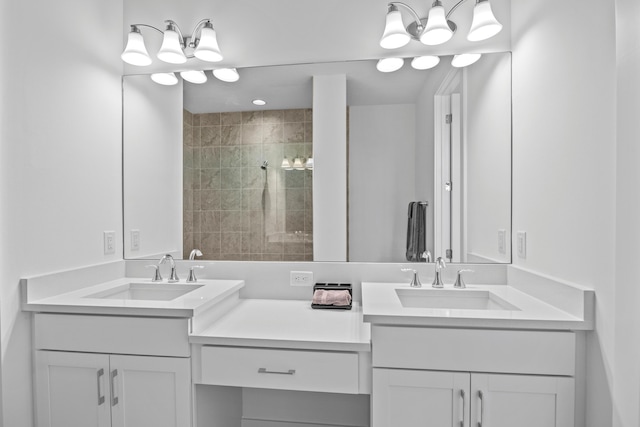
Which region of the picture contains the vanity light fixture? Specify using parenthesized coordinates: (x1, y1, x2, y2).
(180, 70, 207, 84)
(281, 157, 293, 170)
(292, 157, 305, 170)
(411, 55, 440, 70)
(121, 19, 223, 66)
(150, 72, 179, 85)
(379, 0, 502, 48)
(212, 68, 240, 82)
(376, 57, 405, 72)
(305, 157, 314, 170)
(451, 53, 481, 67)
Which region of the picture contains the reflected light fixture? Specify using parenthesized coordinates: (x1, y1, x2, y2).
(150, 72, 179, 85)
(451, 53, 482, 67)
(213, 68, 240, 82)
(305, 157, 314, 170)
(292, 157, 305, 170)
(377, 57, 404, 73)
(411, 55, 440, 70)
(121, 19, 224, 66)
(281, 157, 293, 170)
(180, 70, 207, 84)
(379, 0, 502, 48)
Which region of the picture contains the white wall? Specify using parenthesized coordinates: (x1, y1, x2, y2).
(123, 75, 183, 259)
(613, 1, 640, 426)
(0, 0, 123, 424)
(511, 0, 616, 426)
(349, 104, 416, 262)
(313, 75, 347, 261)
(464, 53, 511, 263)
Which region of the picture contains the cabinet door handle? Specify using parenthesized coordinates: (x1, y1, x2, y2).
(477, 390, 484, 427)
(96, 369, 105, 406)
(110, 369, 119, 406)
(257, 368, 296, 375)
(459, 389, 465, 427)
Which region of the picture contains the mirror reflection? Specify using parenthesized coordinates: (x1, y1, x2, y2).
(123, 52, 511, 263)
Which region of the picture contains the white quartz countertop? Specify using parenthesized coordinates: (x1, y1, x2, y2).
(190, 299, 371, 352)
(22, 278, 244, 318)
(362, 282, 593, 330)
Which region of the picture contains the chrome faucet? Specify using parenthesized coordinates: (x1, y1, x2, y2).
(454, 269, 474, 289)
(159, 254, 179, 283)
(401, 268, 422, 288)
(189, 249, 203, 260)
(432, 257, 446, 288)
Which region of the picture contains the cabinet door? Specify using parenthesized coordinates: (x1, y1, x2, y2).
(35, 351, 111, 427)
(110, 354, 191, 427)
(373, 368, 470, 427)
(471, 374, 574, 427)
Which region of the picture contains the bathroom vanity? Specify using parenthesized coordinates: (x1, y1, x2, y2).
(22, 263, 593, 427)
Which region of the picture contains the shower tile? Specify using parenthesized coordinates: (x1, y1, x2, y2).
(263, 123, 284, 143)
(200, 189, 220, 210)
(183, 109, 193, 126)
(201, 147, 221, 168)
(221, 232, 243, 254)
(284, 122, 305, 143)
(201, 211, 221, 233)
(201, 113, 221, 126)
(284, 170, 304, 188)
(183, 212, 194, 233)
(242, 125, 262, 145)
(183, 190, 193, 210)
(285, 211, 305, 233)
(193, 114, 200, 127)
(221, 210, 243, 232)
(200, 169, 221, 190)
(221, 146, 243, 167)
(304, 109, 313, 123)
(183, 147, 193, 168)
(221, 112, 242, 125)
(285, 188, 305, 211)
(221, 125, 241, 146)
(264, 241, 283, 254)
(220, 189, 242, 210)
(242, 167, 264, 189)
(242, 145, 262, 167)
(263, 110, 284, 124)
(304, 122, 313, 143)
(249, 253, 264, 261)
(192, 211, 201, 233)
(201, 126, 221, 146)
(221, 168, 242, 189)
(242, 111, 262, 125)
(184, 127, 193, 147)
(283, 254, 306, 262)
(191, 127, 201, 147)
(193, 189, 201, 210)
(201, 232, 221, 255)
(193, 148, 201, 169)
(304, 188, 313, 209)
(283, 109, 305, 123)
(263, 253, 284, 261)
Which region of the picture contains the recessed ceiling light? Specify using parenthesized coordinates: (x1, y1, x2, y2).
(252, 99, 267, 106)
(150, 72, 179, 85)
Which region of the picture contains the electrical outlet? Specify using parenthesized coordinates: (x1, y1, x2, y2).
(498, 229, 506, 254)
(517, 231, 527, 259)
(131, 229, 140, 251)
(290, 271, 314, 286)
(103, 231, 115, 255)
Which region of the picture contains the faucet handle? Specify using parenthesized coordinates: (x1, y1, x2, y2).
(401, 268, 422, 288)
(454, 269, 474, 289)
(187, 265, 205, 283)
(168, 266, 180, 283)
(145, 265, 163, 282)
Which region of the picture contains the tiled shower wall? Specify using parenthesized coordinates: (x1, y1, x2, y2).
(183, 109, 313, 261)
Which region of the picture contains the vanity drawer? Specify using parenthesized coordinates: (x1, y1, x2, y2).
(200, 346, 360, 394)
(34, 313, 190, 357)
(372, 326, 575, 376)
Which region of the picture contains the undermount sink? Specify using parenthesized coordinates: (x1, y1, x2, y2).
(395, 288, 520, 311)
(85, 283, 203, 301)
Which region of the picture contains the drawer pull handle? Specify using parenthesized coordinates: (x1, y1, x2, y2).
(257, 368, 296, 375)
(110, 369, 119, 406)
(96, 369, 105, 406)
(478, 390, 484, 427)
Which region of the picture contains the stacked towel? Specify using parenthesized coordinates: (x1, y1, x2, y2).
(311, 289, 352, 307)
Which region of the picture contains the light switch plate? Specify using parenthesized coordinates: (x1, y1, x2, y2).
(516, 231, 527, 259)
(131, 229, 140, 251)
(290, 271, 314, 286)
(498, 229, 506, 254)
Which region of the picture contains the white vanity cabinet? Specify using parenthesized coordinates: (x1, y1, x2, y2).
(371, 326, 577, 427)
(33, 313, 192, 427)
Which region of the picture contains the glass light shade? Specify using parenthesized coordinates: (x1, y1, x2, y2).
(121, 30, 152, 66)
(212, 68, 240, 82)
(420, 4, 454, 45)
(411, 55, 441, 70)
(292, 158, 305, 170)
(376, 57, 404, 73)
(467, 0, 503, 41)
(281, 157, 293, 170)
(180, 70, 207, 84)
(150, 72, 179, 85)
(451, 53, 482, 68)
(157, 29, 187, 64)
(305, 157, 314, 170)
(380, 8, 411, 49)
(194, 24, 223, 62)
